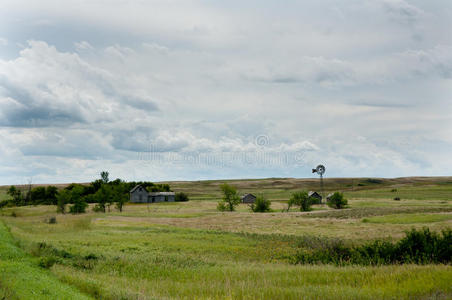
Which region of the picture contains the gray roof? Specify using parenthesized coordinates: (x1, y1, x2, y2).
(149, 192, 175, 196)
(130, 185, 144, 193)
(308, 191, 321, 197)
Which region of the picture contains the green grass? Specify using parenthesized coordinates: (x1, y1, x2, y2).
(3, 216, 452, 299)
(1, 177, 452, 299)
(363, 213, 452, 224)
(0, 221, 92, 299)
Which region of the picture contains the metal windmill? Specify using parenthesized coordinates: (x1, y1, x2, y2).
(312, 164, 326, 204)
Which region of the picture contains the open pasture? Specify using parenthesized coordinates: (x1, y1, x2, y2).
(0, 177, 451, 299)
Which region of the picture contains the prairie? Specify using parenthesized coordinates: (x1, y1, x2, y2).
(0, 177, 451, 299)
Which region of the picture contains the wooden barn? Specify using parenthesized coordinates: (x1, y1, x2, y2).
(241, 193, 256, 204)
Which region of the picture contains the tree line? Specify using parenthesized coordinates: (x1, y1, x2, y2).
(1, 171, 173, 214)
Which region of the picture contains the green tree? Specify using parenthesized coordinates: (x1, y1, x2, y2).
(93, 185, 111, 213)
(56, 189, 70, 214)
(69, 186, 88, 214)
(327, 192, 348, 209)
(217, 183, 240, 212)
(45, 186, 59, 205)
(101, 171, 109, 184)
(7, 185, 23, 206)
(288, 191, 311, 212)
(30, 186, 46, 205)
(250, 195, 271, 212)
(112, 185, 128, 212)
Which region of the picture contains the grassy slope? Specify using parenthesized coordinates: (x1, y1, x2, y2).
(0, 221, 92, 300)
(2, 212, 451, 300)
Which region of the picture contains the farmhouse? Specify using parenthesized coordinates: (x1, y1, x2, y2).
(308, 191, 322, 203)
(241, 193, 256, 204)
(129, 185, 175, 203)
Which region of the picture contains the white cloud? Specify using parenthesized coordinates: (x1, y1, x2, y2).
(0, 1, 451, 183)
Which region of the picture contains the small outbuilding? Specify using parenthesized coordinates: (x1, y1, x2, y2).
(326, 193, 334, 202)
(129, 185, 175, 203)
(308, 191, 322, 204)
(241, 193, 257, 204)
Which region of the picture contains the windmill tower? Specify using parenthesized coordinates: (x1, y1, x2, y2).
(312, 164, 326, 204)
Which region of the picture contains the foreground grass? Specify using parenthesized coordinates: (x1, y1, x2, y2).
(0, 221, 91, 299)
(2, 208, 452, 299)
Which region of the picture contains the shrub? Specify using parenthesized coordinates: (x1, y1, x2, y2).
(391, 189, 398, 192)
(327, 192, 347, 209)
(250, 195, 271, 212)
(288, 191, 311, 211)
(292, 227, 452, 265)
(175, 192, 189, 202)
(69, 198, 88, 214)
(92, 204, 105, 212)
(394, 197, 401, 201)
(217, 202, 227, 212)
(45, 216, 57, 224)
(39, 256, 57, 269)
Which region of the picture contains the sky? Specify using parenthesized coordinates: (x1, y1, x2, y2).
(0, 0, 451, 184)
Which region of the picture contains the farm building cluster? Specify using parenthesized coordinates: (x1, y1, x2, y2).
(129, 185, 175, 203)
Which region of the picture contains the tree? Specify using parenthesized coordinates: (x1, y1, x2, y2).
(93, 185, 111, 213)
(69, 186, 88, 214)
(175, 192, 189, 202)
(112, 185, 128, 212)
(56, 189, 70, 214)
(101, 171, 109, 184)
(45, 186, 59, 205)
(250, 195, 271, 212)
(30, 186, 46, 205)
(288, 191, 311, 212)
(7, 186, 23, 206)
(217, 183, 240, 212)
(327, 192, 348, 209)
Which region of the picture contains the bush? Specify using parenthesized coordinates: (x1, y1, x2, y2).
(394, 197, 401, 201)
(391, 189, 398, 192)
(45, 216, 57, 224)
(217, 202, 227, 212)
(292, 227, 452, 265)
(69, 199, 88, 214)
(175, 192, 189, 202)
(250, 195, 271, 212)
(327, 192, 347, 209)
(39, 256, 57, 269)
(92, 204, 105, 212)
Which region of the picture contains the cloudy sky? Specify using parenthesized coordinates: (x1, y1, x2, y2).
(0, 0, 451, 184)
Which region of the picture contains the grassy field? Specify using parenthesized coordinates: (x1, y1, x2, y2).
(0, 177, 451, 299)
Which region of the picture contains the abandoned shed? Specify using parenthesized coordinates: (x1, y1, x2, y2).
(241, 193, 256, 204)
(129, 185, 175, 203)
(308, 191, 322, 204)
